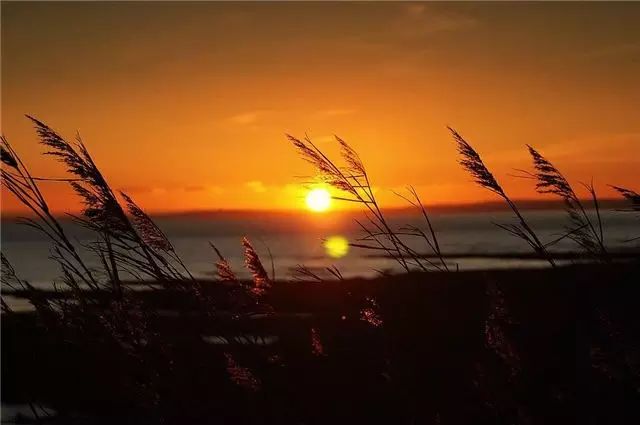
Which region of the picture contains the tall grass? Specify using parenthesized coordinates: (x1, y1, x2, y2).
(610, 185, 640, 241)
(610, 185, 640, 211)
(289, 134, 449, 272)
(525, 145, 608, 259)
(1, 116, 278, 413)
(290, 128, 635, 267)
(448, 128, 557, 267)
(1, 117, 638, 424)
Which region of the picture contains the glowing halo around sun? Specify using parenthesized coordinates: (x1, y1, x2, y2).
(324, 235, 349, 258)
(305, 188, 331, 212)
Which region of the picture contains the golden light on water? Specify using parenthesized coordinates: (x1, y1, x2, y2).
(306, 188, 331, 212)
(324, 235, 349, 258)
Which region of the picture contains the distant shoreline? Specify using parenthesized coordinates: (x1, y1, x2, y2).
(0, 198, 631, 220)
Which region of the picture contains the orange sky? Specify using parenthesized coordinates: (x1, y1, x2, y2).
(2, 2, 639, 214)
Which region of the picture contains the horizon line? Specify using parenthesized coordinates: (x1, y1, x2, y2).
(0, 198, 628, 219)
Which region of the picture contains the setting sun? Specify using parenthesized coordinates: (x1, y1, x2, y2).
(305, 188, 331, 212)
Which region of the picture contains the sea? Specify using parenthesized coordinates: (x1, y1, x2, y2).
(2, 209, 638, 288)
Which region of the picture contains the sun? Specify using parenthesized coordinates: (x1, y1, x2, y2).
(306, 188, 331, 212)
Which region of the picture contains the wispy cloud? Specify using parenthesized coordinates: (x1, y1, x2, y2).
(313, 135, 338, 144)
(485, 132, 640, 167)
(531, 133, 640, 163)
(229, 111, 261, 125)
(117, 185, 225, 195)
(313, 109, 357, 119)
(394, 4, 479, 38)
(245, 180, 267, 193)
(184, 185, 206, 193)
(581, 43, 640, 60)
(118, 185, 154, 194)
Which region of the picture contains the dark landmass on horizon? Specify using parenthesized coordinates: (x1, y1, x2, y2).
(0, 198, 630, 220)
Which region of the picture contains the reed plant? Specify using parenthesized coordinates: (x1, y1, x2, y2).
(611, 185, 640, 211)
(1, 116, 278, 414)
(448, 128, 557, 267)
(289, 134, 449, 272)
(1, 116, 638, 424)
(524, 145, 608, 260)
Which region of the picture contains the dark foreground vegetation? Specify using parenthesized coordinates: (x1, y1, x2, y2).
(2, 117, 639, 424)
(3, 264, 640, 424)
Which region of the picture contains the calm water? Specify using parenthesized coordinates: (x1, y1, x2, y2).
(2, 209, 638, 288)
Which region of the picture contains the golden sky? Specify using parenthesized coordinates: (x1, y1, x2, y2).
(2, 2, 639, 213)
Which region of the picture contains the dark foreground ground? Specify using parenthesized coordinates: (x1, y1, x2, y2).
(3, 263, 640, 424)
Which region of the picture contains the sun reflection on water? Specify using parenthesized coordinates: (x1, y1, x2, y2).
(324, 235, 349, 258)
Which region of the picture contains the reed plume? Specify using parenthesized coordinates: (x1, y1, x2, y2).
(1, 134, 99, 290)
(449, 128, 556, 267)
(242, 237, 272, 295)
(30, 115, 128, 235)
(121, 192, 173, 252)
(1, 144, 18, 168)
(310, 327, 326, 356)
(526, 145, 607, 258)
(610, 185, 640, 211)
(360, 296, 383, 328)
(290, 134, 448, 272)
(450, 128, 503, 196)
(610, 185, 640, 241)
(224, 353, 261, 392)
(210, 242, 239, 283)
(121, 191, 199, 283)
(26, 116, 203, 286)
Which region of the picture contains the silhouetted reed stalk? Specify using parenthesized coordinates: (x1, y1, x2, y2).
(1, 117, 213, 358)
(242, 237, 272, 296)
(448, 128, 556, 267)
(611, 185, 640, 212)
(1, 253, 57, 322)
(1, 136, 99, 293)
(211, 242, 239, 283)
(2, 116, 285, 407)
(211, 238, 276, 318)
(526, 145, 608, 260)
(610, 185, 640, 241)
(292, 264, 344, 282)
(393, 186, 450, 271)
(22, 116, 207, 297)
(290, 134, 447, 272)
(2, 122, 165, 378)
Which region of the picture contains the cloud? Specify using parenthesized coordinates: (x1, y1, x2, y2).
(184, 185, 206, 193)
(245, 180, 267, 193)
(394, 4, 479, 38)
(206, 186, 225, 195)
(534, 133, 640, 163)
(487, 132, 640, 166)
(118, 185, 154, 194)
(150, 187, 168, 195)
(229, 111, 260, 125)
(313, 109, 357, 119)
(183, 185, 225, 195)
(581, 43, 640, 60)
(117, 185, 225, 195)
(313, 135, 338, 144)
